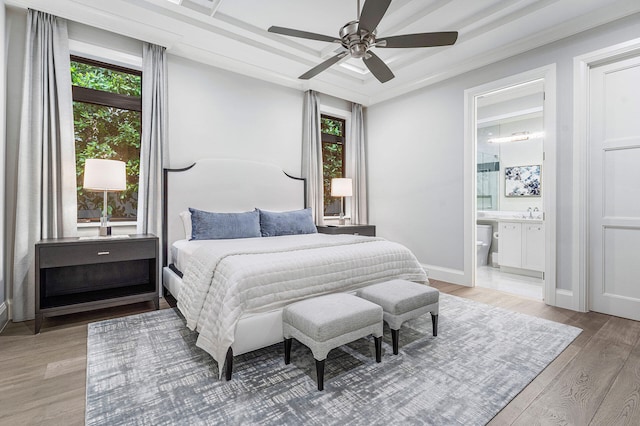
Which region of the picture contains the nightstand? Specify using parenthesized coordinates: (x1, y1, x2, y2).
(35, 234, 159, 333)
(316, 224, 376, 237)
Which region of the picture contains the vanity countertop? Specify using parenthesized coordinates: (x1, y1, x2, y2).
(487, 218, 544, 224)
(477, 211, 544, 223)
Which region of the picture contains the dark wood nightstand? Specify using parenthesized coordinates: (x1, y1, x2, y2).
(316, 224, 376, 237)
(35, 234, 159, 333)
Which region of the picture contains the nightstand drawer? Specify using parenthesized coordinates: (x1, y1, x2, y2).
(39, 240, 156, 268)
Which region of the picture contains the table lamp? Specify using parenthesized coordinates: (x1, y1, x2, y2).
(83, 159, 126, 236)
(331, 178, 353, 225)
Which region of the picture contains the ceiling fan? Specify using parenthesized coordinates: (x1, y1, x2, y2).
(268, 0, 458, 83)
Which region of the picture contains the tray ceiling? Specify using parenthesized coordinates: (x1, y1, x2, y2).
(7, 0, 640, 105)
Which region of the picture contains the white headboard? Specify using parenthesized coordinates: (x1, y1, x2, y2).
(162, 158, 306, 265)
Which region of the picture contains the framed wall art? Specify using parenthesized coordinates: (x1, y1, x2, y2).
(505, 165, 541, 197)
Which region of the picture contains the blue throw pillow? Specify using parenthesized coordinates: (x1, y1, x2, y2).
(189, 208, 261, 240)
(258, 208, 317, 237)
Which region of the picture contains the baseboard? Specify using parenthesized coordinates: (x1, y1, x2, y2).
(554, 289, 576, 311)
(421, 264, 468, 286)
(0, 302, 8, 333)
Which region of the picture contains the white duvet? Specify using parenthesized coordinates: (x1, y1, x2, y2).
(176, 233, 427, 376)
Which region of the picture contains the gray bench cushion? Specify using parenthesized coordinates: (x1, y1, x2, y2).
(283, 293, 382, 342)
(357, 280, 439, 330)
(283, 293, 383, 361)
(357, 279, 439, 315)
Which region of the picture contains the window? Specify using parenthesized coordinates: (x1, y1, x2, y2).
(321, 114, 346, 216)
(71, 56, 142, 222)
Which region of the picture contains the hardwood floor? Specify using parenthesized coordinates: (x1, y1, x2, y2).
(1, 283, 639, 425)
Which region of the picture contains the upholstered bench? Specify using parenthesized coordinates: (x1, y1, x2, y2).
(283, 293, 383, 391)
(357, 280, 439, 355)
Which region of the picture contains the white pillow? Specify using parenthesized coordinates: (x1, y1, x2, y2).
(179, 210, 192, 240)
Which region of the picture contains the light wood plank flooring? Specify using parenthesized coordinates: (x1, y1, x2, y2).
(1, 282, 639, 425)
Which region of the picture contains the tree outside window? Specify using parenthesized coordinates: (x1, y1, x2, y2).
(71, 57, 141, 222)
(321, 115, 345, 216)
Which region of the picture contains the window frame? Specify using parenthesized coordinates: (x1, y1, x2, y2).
(70, 55, 142, 111)
(321, 113, 347, 217)
(71, 55, 143, 224)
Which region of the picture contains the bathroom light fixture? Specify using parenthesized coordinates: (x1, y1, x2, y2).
(331, 178, 353, 225)
(488, 131, 544, 143)
(83, 159, 127, 236)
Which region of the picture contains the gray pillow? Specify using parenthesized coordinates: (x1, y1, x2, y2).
(258, 208, 317, 237)
(189, 208, 261, 240)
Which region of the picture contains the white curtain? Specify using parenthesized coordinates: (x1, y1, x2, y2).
(347, 102, 368, 224)
(137, 43, 167, 246)
(11, 10, 77, 321)
(302, 90, 324, 225)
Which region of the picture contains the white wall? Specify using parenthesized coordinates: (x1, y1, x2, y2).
(367, 13, 640, 289)
(498, 118, 544, 212)
(1, 0, 7, 318)
(167, 55, 304, 175)
(368, 80, 465, 272)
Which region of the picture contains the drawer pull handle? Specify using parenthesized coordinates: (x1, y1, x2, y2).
(98, 251, 110, 256)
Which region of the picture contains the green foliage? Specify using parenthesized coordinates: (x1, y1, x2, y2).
(72, 61, 141, 221)
(321, 117, 343, 136)
(71, 61, 141, 96)
(322, 142, 343, 215)
(320, 116, 345, 215)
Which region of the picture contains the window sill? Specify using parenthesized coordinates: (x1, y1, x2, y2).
(323, 217, 352, 225)
(77, 221, 137, 228)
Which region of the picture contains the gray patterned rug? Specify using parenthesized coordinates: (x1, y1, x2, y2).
(86, 293, 581, 425)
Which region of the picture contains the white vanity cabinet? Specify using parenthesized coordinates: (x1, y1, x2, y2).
(522, 223, 545, 271)
(498, 221, 545, 272)
(498, 222, 522, 268)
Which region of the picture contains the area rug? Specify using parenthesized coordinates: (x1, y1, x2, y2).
(86, 293, 581, 425)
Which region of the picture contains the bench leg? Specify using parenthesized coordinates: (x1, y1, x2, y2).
(284, 338, 292, 364)
(225, 347, 233, 381)
(315, 359, 325, 391)
(374, 336, 382, 362)
(391, 329, 399, 355)
(431, 313, 438, 337)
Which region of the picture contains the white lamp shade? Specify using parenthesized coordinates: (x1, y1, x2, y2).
(83, 159, 127, 191)
(331, 178, 353, 197)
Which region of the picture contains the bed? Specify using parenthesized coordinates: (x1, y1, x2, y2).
(162, 159, 428, 379)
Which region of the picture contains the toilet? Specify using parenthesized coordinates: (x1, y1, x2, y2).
(476, 224, 493, 266)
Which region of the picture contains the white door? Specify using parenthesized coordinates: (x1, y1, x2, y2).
(589, 55, 640, 321)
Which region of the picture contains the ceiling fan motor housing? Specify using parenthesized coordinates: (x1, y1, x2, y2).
(340, 21, 375, 58)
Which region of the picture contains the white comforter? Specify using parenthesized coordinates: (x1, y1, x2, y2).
(176, 233, 427, 375)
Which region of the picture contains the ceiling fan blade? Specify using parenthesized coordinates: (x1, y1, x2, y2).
(299, 52, 348, 80)
(363, 51, 394, 83)
(377, 31, 458, 48)
(268, 26, 339, 43)
(358, 0, 391, 33)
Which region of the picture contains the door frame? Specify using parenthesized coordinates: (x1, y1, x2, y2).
(463, 64, 557, 305)
(572, 37, 640, 312)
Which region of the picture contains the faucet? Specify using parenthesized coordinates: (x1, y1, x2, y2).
(533, 207, 539, 218)
(527, 207, 533, 218)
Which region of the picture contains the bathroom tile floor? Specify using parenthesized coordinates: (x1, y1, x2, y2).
(476, 265, 543, 300)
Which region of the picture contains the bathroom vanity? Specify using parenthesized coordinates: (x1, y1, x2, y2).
(498, 220, 544, 274)
(477, 211, 545, 277)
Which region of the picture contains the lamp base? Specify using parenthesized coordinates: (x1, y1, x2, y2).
(99, 225, 112, 237)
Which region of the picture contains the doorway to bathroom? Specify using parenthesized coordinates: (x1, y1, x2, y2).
(464, 66, 557, 304)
